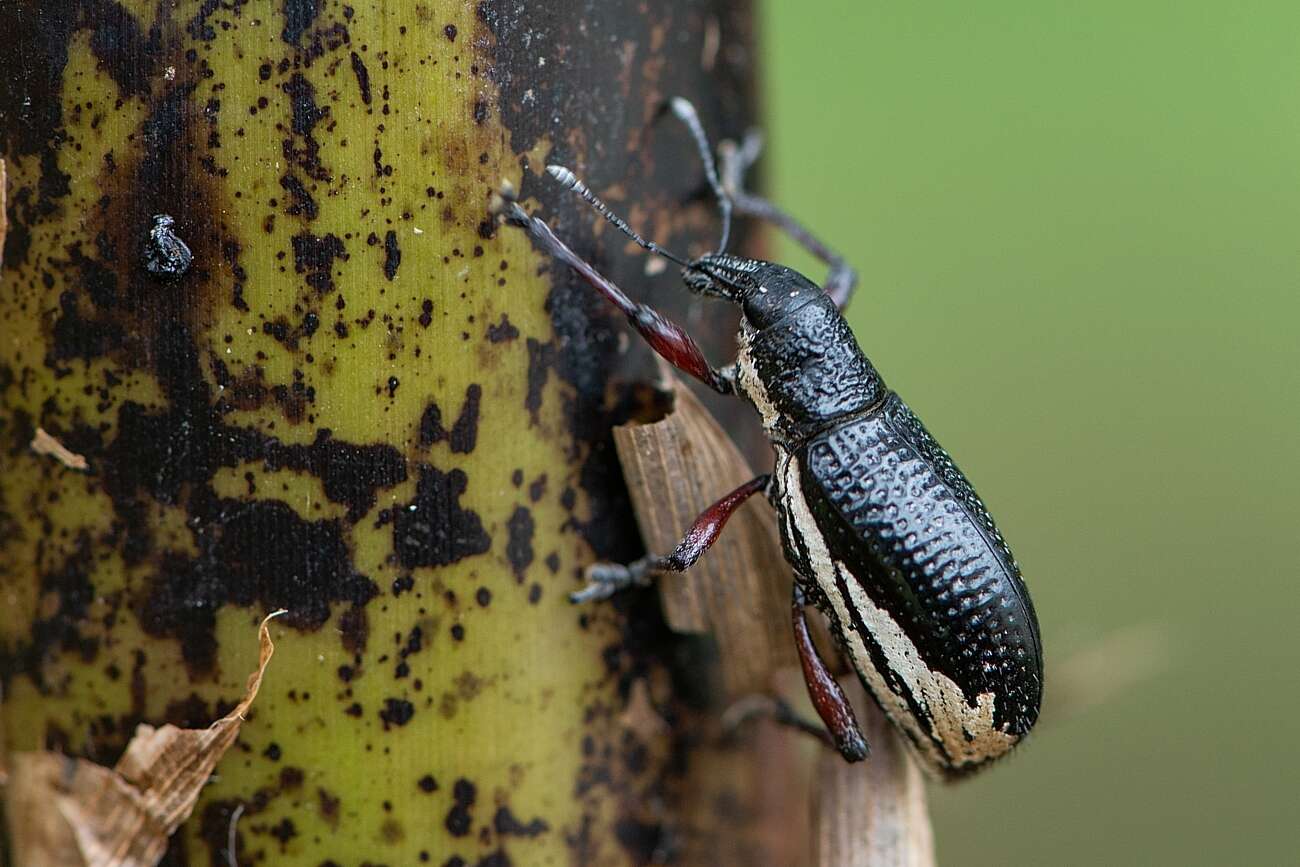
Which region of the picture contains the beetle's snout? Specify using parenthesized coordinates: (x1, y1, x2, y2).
(682, 253, 759, 300)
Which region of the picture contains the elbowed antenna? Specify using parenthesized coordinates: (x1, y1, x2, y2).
(545, 165, 692, 269)
(668, 96, 733, 255)
(549, 98, 733, 264)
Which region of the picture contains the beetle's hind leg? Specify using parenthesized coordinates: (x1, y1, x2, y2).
(791, 583, 869, 761)
(570, 474, 769, 604)
(718, 132, 860, 311)
(720, 693, 855, 753)
(717, 585, 868, 762)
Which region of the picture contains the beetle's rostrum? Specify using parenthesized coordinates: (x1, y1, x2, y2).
(495, 98, 1043, 779)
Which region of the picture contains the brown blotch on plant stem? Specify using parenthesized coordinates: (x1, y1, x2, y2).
(505, 505, 534, 582)
(449, 384, 482, 454)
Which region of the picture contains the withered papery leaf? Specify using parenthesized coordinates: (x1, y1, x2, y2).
(30, 427, 90, 471)
(612, 378, 794, 697)
(6, 611, 284, 867)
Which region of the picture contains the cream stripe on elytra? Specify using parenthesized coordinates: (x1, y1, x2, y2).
(735, 325, 782, 434)
(779, 454, 1017, 773)
(839, 566, 1017, 768)
(780, 454, 945, 770)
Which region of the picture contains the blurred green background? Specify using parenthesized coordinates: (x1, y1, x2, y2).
(763, 2, 1298, 865)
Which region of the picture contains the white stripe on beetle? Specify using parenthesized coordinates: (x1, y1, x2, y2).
(735, 325, 782, 434)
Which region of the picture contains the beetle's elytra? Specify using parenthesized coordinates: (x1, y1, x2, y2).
(495, 98, 1043, 779)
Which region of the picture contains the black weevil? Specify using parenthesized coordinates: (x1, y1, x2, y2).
(496, 98, 1043, 779)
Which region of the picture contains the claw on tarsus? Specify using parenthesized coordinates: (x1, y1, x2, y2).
(568, 559, 654, 604)
(489, 180, 530, 228)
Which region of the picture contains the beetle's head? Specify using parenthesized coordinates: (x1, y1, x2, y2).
(685, 254, 822, 325)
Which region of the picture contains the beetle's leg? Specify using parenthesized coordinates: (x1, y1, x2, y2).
(667, 97, 734, 254)
(496, 193, 734, 395)
(718, 132, 860, 311)
(792, 583, 869, 762)
(571, 474, 769, 603)
(720, 693, 847, 752)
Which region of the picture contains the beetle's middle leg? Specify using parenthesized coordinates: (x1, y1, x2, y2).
(495, 192, 735, 395)
(570, 474, 770, 603)
(718, 132, 860, 311)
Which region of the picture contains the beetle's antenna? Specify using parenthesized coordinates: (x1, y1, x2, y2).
(545, 165, 692, 269)
(668, 97, 733, 254)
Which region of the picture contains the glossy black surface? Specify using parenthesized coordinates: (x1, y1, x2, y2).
(802, 395, 1043, 739)
(747, 293, 886, 441)
(730, 257, 1042, 771)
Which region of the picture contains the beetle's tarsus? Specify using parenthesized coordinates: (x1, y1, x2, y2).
(490, 183, 535, 232)
(567, 585, 611, 605)
(715, 130, 859, 309)
(771, 696, 869, 762)
(570, 475, 766, 604)
(489, 181, 515, 213)
(569, 559, 654, 604)
(719, 694, 869, 761)
(496, 202, 530, 229)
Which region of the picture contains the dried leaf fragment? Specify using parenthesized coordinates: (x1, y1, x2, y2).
(5, 611, 285, 867)
(612, 378, 793, 696)
(31, 427, 90, 471)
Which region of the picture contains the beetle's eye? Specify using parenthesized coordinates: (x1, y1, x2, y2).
(683, 269, 714, 294)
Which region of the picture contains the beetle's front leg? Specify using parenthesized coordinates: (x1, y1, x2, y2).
(792, 583, 869, 762)
(571, 474, 769, 603)
(495, 192, 735, 395)
(718, 133, 859, 311)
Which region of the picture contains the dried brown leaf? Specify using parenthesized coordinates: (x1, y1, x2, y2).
(4, 611, 285, 867)
(612, 378, 794, 696)
(31, 427, 91, 471)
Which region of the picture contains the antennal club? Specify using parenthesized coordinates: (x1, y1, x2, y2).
(545, 165, 691, 268)
(669, 97, 733, 255)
